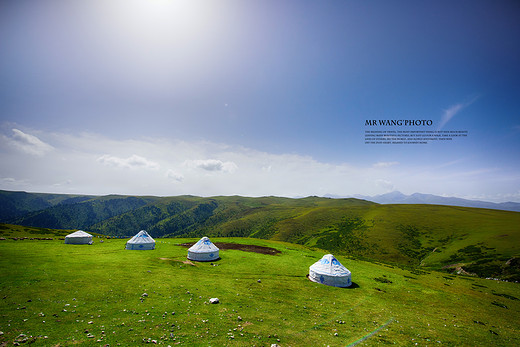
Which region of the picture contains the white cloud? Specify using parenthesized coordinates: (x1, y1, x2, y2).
(5, 128, 54, 156)
(185, 159, 238, 173)
(373, 161, 399, 168)
(53, 180, 72, 187)
(97, 154, 160, 170)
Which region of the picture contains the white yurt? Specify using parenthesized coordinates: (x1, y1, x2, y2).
(64, 230, 93, 245)
(125, 230, 155, 250)
(187, 237, 219, 261)
(309, 254, 352, 287)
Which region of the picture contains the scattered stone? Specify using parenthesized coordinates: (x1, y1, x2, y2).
(237, 316, 242, 321)
(86, 333, 94, 338)
(209, 298, 219, 304)
(142, 293, 148, 297)
(257, 279, 261, 283)
(334, 332, 339, 336)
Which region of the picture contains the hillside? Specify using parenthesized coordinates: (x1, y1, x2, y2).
(1, 191, 519, 280)
(0, 190, 95, 221)
(1, 192, 161, 231)
(0, 234, 519, 346)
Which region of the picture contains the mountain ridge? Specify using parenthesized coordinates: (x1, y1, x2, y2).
(324, 191, 520, 212)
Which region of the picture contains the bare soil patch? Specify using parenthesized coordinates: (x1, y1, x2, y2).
(159, 257, 197, 266)
(178, 242, 281, 255)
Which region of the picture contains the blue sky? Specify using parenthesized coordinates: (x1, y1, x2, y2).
(1, 0, 519, 201)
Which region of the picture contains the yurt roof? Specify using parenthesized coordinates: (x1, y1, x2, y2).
(66, 230, 92, 238)
(188, 236, 219, 253)
(127, 230, 155, 244)
(309, 254, 350, 277)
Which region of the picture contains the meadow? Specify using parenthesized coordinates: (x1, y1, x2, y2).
(4, 192, 519, 281)
(0, 230, 519, 346)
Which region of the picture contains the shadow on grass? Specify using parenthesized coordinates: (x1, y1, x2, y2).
(347, 282, 360, 289)
(306, 274, 360, 289)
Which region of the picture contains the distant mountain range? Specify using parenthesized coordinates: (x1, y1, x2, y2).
(324, 191, 520, 212)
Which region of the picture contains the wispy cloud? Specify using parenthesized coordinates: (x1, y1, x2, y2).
(373, 161, 399, 168)
(4, 129, 54, 156)
(97, 154, 160, 170)
(375, 179, 395, 191)
(165, 169, 184, 182)
(438, 96, 478, 130)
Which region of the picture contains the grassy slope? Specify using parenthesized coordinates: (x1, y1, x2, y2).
(260, 203, 520, 280)
(0, 233, 519, 346)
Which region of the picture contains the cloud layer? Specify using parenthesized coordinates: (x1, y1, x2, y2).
(0, 127, 518, 202)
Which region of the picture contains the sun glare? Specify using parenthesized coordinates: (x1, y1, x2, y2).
(100, 0, 215, 43)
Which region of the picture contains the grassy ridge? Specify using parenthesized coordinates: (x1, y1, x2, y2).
(0, 234, 519, 346)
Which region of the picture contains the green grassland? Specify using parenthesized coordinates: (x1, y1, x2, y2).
(1, 233, 519, 346)
(271, 203, 520, 281)
(3, 193, 520, 281)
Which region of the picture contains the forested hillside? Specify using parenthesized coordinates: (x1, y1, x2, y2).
(0, 190, 95, 221)
(1, 190, 519, 280)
